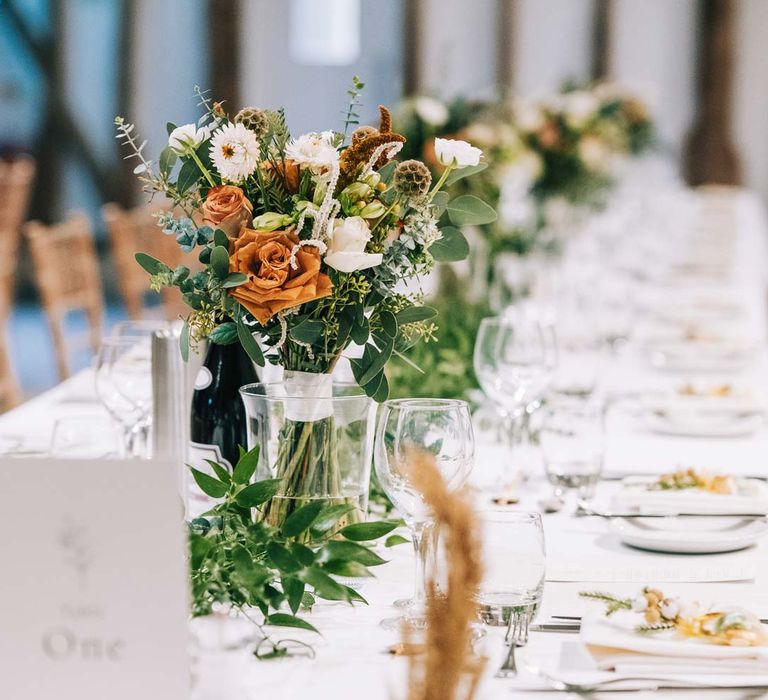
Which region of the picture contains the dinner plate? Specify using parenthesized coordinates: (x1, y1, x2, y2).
(610, 516, 768, 554)
(648, 343, 757, 373)
(642, 409, 763, 437)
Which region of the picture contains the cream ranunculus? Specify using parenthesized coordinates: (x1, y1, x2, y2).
(285, 131, 340, 179)
(434, 138, 483, 169)
(168, 123, 209, 155)
(323, 216, 382, 273)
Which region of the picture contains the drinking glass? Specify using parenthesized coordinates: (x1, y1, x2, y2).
(473, 316, 548, 484)
(540, 398, 604, 503)
(374, 398, 474, 629)
(94, 338, 153, 458)
(50, 416, 120, 458)
(477, 511, 546, 626)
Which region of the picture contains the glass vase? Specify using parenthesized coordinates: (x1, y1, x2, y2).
(239, 375, 376, 538)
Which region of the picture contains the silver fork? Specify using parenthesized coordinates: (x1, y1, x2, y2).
(496, 609, 531, 678)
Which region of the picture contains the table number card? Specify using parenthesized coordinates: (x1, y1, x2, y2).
(0, 458, 189, 700)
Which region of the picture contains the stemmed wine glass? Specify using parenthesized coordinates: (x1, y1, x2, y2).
(95, 337, 153, 458)
(473, 315, 549, 486)
(374, 398, 474, 630)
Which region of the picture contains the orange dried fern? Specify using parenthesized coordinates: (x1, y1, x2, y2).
(403, 448, 486, 700)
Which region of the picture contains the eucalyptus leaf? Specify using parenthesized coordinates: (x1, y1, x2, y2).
(213, 228, 230, 248)
(209, 322, 238, 345)
(395, 305, 437, 325)
(210, 245, 230, 280)
(221, 272, 248, 288)
(371, 373, 389, 403)
(446, 194, 498, 226)
(350, 316, 369, 345)
(236, 314, 265, 366)
(379, 310, 398, 338)
(159, 146, 177, 176)
(289, 318, 324, 345)
(443, 161, 488, 186)
(135, 252, 169, 276)
(179, 321, 190, 362)
(430, 226, 470, 262)
(357, 337, 394, 386)
(176, 158, 200, 194)
(431, 191, 449, 219)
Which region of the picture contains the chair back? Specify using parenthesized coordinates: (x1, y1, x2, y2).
(25, 214, 103, 379)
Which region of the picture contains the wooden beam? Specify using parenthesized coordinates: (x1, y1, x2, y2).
(683, 0, 742, 186)
(497, 0, 516, 98)
(207, 0, 241, 111)
(1, 0, 122, 218)
(116, 0, 137, 207)
(591, 0, 612, 82)
(402, 0, 423, 96)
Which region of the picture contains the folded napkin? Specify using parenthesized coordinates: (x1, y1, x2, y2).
(612, 477, 768, 515)
(582, 614, 768, 676)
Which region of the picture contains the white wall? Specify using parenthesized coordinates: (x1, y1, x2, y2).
(609, 0, 698, 159)
(240, 0, 404, 135)
(513, 0, 594, 96)
(734, 0, 768, 200)
(416, 0, 497, 100)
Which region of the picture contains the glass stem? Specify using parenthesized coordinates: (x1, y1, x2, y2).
(409, 520, 437, 618)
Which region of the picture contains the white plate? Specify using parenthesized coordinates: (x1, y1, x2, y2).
(643, 410, 763, 437)
(610, 516, 768, 554)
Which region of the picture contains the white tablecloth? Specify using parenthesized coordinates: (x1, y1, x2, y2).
(4, 191, 768, 698)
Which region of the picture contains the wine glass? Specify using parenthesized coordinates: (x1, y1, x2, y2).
(473, 316, 548, 485)
(95, 338, 153, 458)
(374, 398, 474, 630)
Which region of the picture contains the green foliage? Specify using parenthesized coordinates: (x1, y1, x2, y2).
(188, 445, 404, 659)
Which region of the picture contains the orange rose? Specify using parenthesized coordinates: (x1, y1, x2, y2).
(228, 228, 333, 325)
(262, 159, 301, 193)
(201, 185, 253, 239)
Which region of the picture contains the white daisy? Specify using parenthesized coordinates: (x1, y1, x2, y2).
(209, 122, 260, 182)
(285, 131, 339, 178)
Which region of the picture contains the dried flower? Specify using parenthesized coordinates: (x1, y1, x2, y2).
(233, 107, 270, 139)
(393, 160, 432, 198)
(351, 125, 378, 145)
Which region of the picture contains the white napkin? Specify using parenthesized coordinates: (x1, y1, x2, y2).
(612, 477, 768, 515)
(581, 614, 768, 676)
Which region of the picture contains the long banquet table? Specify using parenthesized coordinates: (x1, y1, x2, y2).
(4, 190, 768, 698)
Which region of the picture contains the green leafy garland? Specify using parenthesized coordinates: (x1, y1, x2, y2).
(188, 445, 402, 658)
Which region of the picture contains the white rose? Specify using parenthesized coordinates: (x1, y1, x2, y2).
(579, 135, 611, 173)
(324, 217, 383, 273)
(563, 91, 599, 128)
(168, 123, 209, 155)
(434, 138, 483, 169)
(632, 594, 648, 613)
(660, 598, 681, 621)
(414, 96, 449, 127)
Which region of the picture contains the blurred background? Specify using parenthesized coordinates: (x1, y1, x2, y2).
(0, 0, 763, 401)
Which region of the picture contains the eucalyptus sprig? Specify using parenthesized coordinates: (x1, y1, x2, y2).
(188, 444, 403, 659)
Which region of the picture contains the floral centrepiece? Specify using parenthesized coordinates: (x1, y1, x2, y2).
(648, 468, 736, 494)
(116, 79, 493, 528)
(581, 588, 767, 647)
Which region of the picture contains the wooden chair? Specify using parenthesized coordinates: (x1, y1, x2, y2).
(0, 156, 35, 408)
(103, 202, 191, 321)
(24, 214, 104, 380)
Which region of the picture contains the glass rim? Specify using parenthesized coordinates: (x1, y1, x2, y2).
(380, 398, 470, 411)
(239, 381, 369, 402)
(477, 510, 543, 524)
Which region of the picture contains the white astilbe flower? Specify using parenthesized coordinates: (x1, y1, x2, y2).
(209, 123, 260, 182)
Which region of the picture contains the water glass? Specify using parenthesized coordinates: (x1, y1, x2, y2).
(540, 399, 604, 502)
(374, 398, 474, 629)
(477, 511, 546, 626)
(50, 416, 120, 458)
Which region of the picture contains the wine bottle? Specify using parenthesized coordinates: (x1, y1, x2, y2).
(187, 341, 258, 516)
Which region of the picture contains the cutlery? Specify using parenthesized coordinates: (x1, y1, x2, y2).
(601, 473, 768, 482)
(495, 608, 530, 679)
(533, 615, 768, 629)
(523, 658, 768, 693)
(575, 503, 768, 519)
